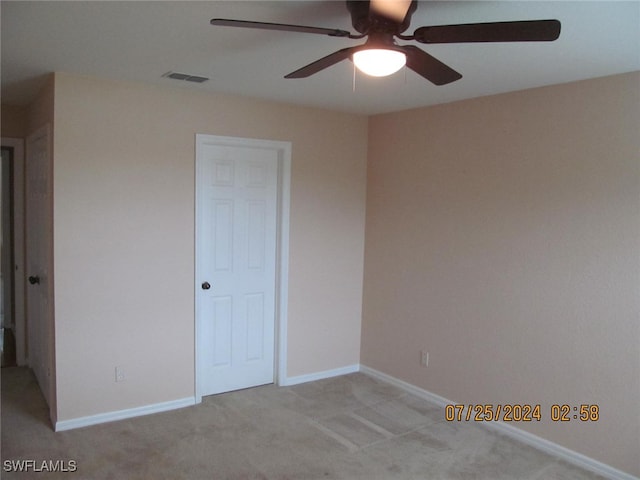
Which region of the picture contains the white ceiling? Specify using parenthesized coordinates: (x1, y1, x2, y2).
(2, 1, 639, 115)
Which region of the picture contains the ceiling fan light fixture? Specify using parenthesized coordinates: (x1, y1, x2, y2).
(352, 48, 406, 77)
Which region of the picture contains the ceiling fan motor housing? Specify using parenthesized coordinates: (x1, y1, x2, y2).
(346, 0, 417, 35)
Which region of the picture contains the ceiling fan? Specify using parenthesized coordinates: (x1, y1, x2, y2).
(210, 0, 561, 85)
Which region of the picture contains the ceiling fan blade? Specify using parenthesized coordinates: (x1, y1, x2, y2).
(413, 19, 561, 43)
(401, 45, 462, 85)
(370, 0, 413, 23)
(285, 47, 357, 78)
(210, 18, 352, 38)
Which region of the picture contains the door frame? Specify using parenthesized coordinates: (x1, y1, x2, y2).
(1, 137, 26, 366)
(194, 134, 291, 402)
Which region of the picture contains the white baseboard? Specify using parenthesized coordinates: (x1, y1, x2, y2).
(62, 364, 359, 430)
(360, 365, 451, 408)
(279, 363, 360, 387)
(360, 365, 638, 480)
(55, 397, 197, 432)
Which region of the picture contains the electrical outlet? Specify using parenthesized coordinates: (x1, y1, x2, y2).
(115, 366, 125, 382)
(420, 350, 429, 367)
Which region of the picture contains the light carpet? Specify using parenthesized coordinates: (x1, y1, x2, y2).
(1, 367, 604, 479)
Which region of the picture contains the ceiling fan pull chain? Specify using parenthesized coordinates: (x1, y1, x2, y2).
(353, 62, 357, 92)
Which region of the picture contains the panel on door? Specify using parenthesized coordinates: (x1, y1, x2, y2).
(197, 140, 278, 397)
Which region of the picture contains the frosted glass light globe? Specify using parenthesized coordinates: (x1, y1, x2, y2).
(353, 49, 406, 77)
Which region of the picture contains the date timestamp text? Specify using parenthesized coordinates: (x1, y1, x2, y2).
(445, 404, 599, 422)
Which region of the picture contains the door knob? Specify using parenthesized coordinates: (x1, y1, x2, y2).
(28, 275, 40, 285)
(201, 282, 211, 290)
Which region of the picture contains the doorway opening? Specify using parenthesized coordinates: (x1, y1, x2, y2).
(1, 138, 25, 368)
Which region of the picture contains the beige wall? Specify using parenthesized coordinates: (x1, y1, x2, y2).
(1, 104, 28, 138)
(27, 74, 55, 134)
(52, 73, 367, 421)
(362, 72, 639, 476)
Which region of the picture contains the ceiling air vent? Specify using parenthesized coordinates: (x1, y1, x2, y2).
(163, 71, 209, 83)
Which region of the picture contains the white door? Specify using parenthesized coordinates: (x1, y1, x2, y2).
(25, 126, 52, 404)
(196, 136, 280, 397)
